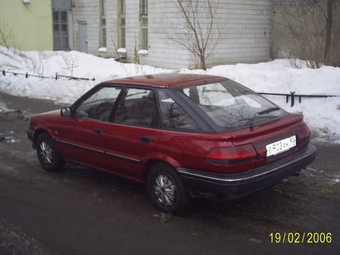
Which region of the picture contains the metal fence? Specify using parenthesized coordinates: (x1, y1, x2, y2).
(1, 69, 338, 107)
(259, 92, 338, 107)
(1, 70, 95, 81)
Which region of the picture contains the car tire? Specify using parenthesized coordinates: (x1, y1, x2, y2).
(147, 163, 190, 215)
(36, 133, 65, 172)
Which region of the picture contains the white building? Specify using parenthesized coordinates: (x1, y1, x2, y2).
(52, 0, 273, 69)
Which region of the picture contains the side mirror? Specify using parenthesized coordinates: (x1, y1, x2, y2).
(60, 107, 72, 117)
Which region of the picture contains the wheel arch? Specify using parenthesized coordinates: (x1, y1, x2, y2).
(33, 128, 54, 146)
(142, 156, 180, 181)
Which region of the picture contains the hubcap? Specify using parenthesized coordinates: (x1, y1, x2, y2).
(153, 174, 176, 207)
(39, 142, 53, 165)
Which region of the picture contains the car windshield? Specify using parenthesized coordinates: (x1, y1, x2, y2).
(174, 79, 287, 130)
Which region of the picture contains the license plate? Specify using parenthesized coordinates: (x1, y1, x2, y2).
(266, 136, 296, 157)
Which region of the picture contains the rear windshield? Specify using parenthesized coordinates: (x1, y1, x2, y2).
(174, 79, 287, 130)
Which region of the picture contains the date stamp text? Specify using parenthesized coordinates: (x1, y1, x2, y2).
(269, 232, 332, 244)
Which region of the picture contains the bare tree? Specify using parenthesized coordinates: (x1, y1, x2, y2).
(58, 52, 79, 76)
(165, 0, 223, 70)
(316, 0, 333, 65)
(0, 20, 16, 49)
(272, 0, 339, 68)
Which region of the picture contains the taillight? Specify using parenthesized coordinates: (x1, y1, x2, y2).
(298, 124, 311, 150)
(205, 144, 257, 165)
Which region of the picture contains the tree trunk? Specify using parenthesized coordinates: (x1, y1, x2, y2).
(200, 55, 207, 71)
(324, 0, 333, 65)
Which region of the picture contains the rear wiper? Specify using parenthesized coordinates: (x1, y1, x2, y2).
(248, 107, 280, 128)
(257, 107, 280, 115)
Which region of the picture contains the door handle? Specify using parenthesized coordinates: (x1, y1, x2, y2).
(140, 136, 150, 144)
(93, 128, 102, 135)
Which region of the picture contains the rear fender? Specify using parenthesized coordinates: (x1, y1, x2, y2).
(141, 152, 184, 180)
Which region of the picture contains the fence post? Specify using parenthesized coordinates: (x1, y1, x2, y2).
(290, 91, 295, 107)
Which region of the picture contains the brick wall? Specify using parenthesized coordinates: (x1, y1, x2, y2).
(72, 0, 273, 69)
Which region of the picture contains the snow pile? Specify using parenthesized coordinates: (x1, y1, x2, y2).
(0, 46, 339, 143)
(0, 101, 9, 113)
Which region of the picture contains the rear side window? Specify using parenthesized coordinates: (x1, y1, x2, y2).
(114, 88, 158, 128)
(175, 80, 286, 130)
(157, 90, 198, 131)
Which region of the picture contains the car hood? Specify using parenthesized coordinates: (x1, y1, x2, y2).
(37, 109, 61, 116)
(29, 110, 61, 122)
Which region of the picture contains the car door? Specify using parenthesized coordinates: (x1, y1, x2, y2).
(56, 85, 123, 170)
(102, 87, 162, 180)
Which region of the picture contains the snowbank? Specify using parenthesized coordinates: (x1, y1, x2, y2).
(0, 46, 339, 143)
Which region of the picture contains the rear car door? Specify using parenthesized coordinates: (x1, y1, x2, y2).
(103, 87, 162, 180)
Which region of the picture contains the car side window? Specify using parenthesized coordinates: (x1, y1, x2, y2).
(157, 90, 198, 130)
(114, 88, 158, 128)
(74, 86, 122, 121)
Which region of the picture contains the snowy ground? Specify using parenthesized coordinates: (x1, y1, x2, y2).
(0, 46, 339, 143)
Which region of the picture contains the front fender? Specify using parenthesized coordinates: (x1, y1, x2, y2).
(32, 125, 56, 146)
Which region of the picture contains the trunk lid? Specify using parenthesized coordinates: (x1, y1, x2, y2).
(231, 113, 311, 167)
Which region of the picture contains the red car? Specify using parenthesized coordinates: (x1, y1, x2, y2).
(27, 73, 316, 214)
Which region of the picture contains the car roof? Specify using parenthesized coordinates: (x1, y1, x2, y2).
(103, 73, 227, 88)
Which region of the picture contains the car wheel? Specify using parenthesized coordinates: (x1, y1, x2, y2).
(147, 163, 190, 215)
(36, 133, 65, 172)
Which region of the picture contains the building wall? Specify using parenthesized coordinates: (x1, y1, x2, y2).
(210, 0, 272, 67)
(0, 0, 53, 51)
(72, 0, 100, 55)
(148, 0, 272, 69)
(71, 0, 272, 69)
(147, 1, 190, 69)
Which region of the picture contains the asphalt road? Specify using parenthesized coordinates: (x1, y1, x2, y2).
(0, 91, 339, 255)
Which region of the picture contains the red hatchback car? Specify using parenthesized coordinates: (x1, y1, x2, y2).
(27, 73, 316, 214)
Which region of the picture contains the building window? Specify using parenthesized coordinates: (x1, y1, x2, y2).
(118, 0, 126, 48)
(140, 0, 148, 50)
(53, 10, 69, 50)
(100, 0, 106, 48)
(141, 17, 148, 50)
(140, 0, 148, 15)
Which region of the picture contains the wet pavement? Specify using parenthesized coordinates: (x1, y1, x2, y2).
(0, 91, 339, 255)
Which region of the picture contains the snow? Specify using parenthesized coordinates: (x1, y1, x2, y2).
(0, 46, 339, 143)
(138, 50, 148, 55)
(117, 48, 126, 53)
(98, 47, 107, 53)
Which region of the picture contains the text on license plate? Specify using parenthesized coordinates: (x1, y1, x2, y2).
(266, 136, 296, 157)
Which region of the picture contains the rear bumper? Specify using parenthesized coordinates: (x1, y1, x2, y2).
(176, 144, 317, 200)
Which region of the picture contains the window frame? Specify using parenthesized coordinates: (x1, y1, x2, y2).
(140, 0, 148, 15)
(53, 10, 69, 50)
(113, 86, 160, 128)
(118, 0, 126, 48)
(156, 88, 213, 133)
(140, 0, 148, 50)
(99, 0, 107, 48)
